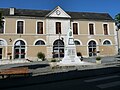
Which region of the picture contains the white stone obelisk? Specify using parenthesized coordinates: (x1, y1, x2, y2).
(59, 28, 81, 65)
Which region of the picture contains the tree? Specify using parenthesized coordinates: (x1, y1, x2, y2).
(0, 12, 3, 28)
(115, 13, 120, 29)
(115, 13, 120, 55)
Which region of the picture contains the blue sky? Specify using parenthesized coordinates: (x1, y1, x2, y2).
(0, 0, 119, 18)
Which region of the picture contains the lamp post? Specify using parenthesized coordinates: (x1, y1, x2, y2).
(116, 26, 120, 55)
(58, 32, 61, 60)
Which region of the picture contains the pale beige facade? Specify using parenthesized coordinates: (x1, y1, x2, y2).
(0, 6, 117, 60)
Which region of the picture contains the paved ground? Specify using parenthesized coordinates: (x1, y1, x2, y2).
(3, 72, 120, 90)
(83, 56, 117, 63)
(0, 56, 120, 77)
(0, 56, 120, 90)
(0, 60, 49, 69)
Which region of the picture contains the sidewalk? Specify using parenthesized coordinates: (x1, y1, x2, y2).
(0, 56, 120, 76)
(83, 56, 117, 63)
(0, 59, 29, 65)
(0, 56, 119, 69)
(0, 56, 120, 90)
(0, 61, 120, 90)
(0, 60, 49, 69)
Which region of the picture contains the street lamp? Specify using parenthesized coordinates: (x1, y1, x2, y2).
(116, 26, 120, 55)
(58, 32, 61, 60)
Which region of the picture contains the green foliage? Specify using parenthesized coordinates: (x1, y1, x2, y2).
(37, 52, 45, 61)
(77, 52, 82, 56)
(115, 13, 120, 29)
(0, 12, 3, 28)
(51, 59, 56, 62)
(96, 56, 101, 61)
(115, 13, 120, 22)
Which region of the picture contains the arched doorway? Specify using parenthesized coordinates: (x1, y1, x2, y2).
(14, 40, 26, 59)
(88, 40, 97, 57)
(0, 40, 5, 59)
(53, 39, 64, 58)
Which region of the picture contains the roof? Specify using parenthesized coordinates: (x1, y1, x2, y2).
(0, 8, 114, 21)
(67, 12, 114, 21)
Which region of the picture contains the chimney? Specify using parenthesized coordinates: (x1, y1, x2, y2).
(10, 7, 15, 15)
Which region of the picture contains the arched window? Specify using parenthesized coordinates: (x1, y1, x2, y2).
(88, 40, 97, 57)
(103, 40, 111, 45)
(89, 40, 96, 47)
(35, 40, 45, 45)
(53, 39, 64, 46)
(74, 40, 80, 45)
(0, 40, 5, 45)
(15, 40, 25, 46)
(14, 40, 26, 59)
(0, 39, 7, 59)
(53, 39, 64, 58)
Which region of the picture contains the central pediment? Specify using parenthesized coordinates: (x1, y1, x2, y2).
(46, 6, 71, 18)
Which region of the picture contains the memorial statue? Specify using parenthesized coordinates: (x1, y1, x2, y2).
(59, 28, 81, 65)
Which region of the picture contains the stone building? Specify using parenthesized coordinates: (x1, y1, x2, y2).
(0, 6, 117, 60)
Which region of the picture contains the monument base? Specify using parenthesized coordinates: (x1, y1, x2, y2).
(57, 56, 94, 66)
(59, 55, 82, 65)
(58, 43, 83, 65)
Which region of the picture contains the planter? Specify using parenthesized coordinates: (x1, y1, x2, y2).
(96, 56, 101, 64)
(96, 60, 101, 64)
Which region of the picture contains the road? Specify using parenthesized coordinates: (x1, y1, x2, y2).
(2, 72, 120, 90)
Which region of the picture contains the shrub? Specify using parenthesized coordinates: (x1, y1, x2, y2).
(77, 52, 82, 56)
(96, 56, 101, 61)
(37, 52, 45, 61)
(51, 59, 56, 62)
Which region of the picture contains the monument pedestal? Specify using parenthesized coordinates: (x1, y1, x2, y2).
(59, 46, 81, 65)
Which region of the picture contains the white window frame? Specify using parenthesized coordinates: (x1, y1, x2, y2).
(74, 39, 82, 46)
(0, 19, 5, 34)
(16, 20, 25, 34)
(102, 23, 110, 35)
(88, 22, 96, 35)
(102, 39, 112, 45)
(0, 38, 7, 46)
(87, 39, 98, 57)
(36, 20, 44, 35)
(0, 38, 7, 59)
(71, 22, 80, 35)
(34, 39, 46, 46)
(12, 38, 27, 59)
